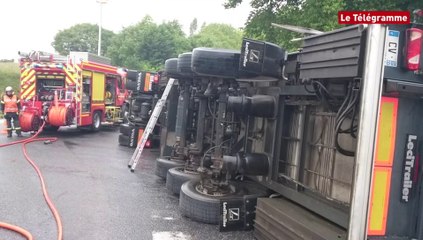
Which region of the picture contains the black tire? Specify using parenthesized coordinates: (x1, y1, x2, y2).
(121, 103, 129, 123)
(125, 81, 139, 92)
(118, 134, 130, 146)
(191, 47, 241, 79)
(166, 167, 200, 195)
(177, 52, 193, 76)
(179, 180, 269, 224)
(133, 94, 153, 101)
(155, 158, 185, 179)
(126, 73, 151, 93)
(90, 111, 102, 132)
(119, 123, 133, 136)
(131, 96, 152, 113)
(127, 70, 140, 81)
(165, 58, 180, 79)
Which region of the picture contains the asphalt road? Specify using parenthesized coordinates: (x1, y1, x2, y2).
(0, 123, 254, 240)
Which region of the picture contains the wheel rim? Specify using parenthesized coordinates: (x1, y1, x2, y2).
(195, 181, 236, 197)
(94, 113, 100, 128)
(176, 167, 199, 176)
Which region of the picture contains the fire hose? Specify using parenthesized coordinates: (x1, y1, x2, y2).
(0, 121, 63, 240)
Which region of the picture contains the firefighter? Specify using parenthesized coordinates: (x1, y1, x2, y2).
(0, 86, 22, 137)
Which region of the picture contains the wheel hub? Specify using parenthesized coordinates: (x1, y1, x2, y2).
(195, 180, 235, 197)
(94, 114, 100, 128)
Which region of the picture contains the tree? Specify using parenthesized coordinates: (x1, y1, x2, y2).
(190, 23, 243, 50)
(223, 0, 335, 50)
(241, 4, 295, 50)
(106, 16, 191, 71)
(344, 0, 423, 11)
(189, 18, 198, 36)
(224, 0, 423, 51)
(52, 23, 115, 55)
(225, 0, 423, 10)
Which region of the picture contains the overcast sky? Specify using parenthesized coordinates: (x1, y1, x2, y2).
(0, 0, 252, 59)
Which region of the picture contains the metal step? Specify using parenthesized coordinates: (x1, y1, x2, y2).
(254, 198, 347, 240)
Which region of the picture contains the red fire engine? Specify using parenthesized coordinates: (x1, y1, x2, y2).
(17, 51, 129, 132)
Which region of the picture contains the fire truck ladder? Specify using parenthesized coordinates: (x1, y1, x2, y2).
(127, 78, 176, 172)
(75, 69, 82, 125)
(65, 59, 82, 125)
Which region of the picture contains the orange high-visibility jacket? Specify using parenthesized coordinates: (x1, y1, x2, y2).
(1, 95, 20, 113)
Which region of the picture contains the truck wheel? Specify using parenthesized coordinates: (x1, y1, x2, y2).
(91, 111, 102, 132)
(120, 123, 134, 136)
(155, 158, 185, 180)
(166, 167, 200, 195)
(179, 180, 269, 224)
(118, 134, 130, 146)
(177, 52, 193, 76)
(133, 94, 154, 101)
(125, 81, 139, 92)
(126, 70, 139, 81)
(165, 58, 179, 79)
(121, 104, 129, 123)
(191, 47, 240, 79)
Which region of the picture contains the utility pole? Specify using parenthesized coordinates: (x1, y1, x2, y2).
(96, 0, 108, 56)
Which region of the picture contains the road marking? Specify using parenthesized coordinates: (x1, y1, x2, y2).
(152, 231, 191, 240)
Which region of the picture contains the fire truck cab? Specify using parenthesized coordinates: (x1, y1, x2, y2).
(17, 51, 129, 132)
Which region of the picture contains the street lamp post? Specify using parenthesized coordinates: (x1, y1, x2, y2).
(96, 0, 108, 56)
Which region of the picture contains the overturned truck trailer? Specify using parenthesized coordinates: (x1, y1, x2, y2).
(154, 23, 423, 239)
(246, 24, 423, 239)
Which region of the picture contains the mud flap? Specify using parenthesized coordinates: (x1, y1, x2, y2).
(219, 196, 258, 232)
(128, 127, 145, 148)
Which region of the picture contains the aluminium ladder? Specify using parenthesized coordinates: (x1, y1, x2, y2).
(127, 78, 175, 172)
